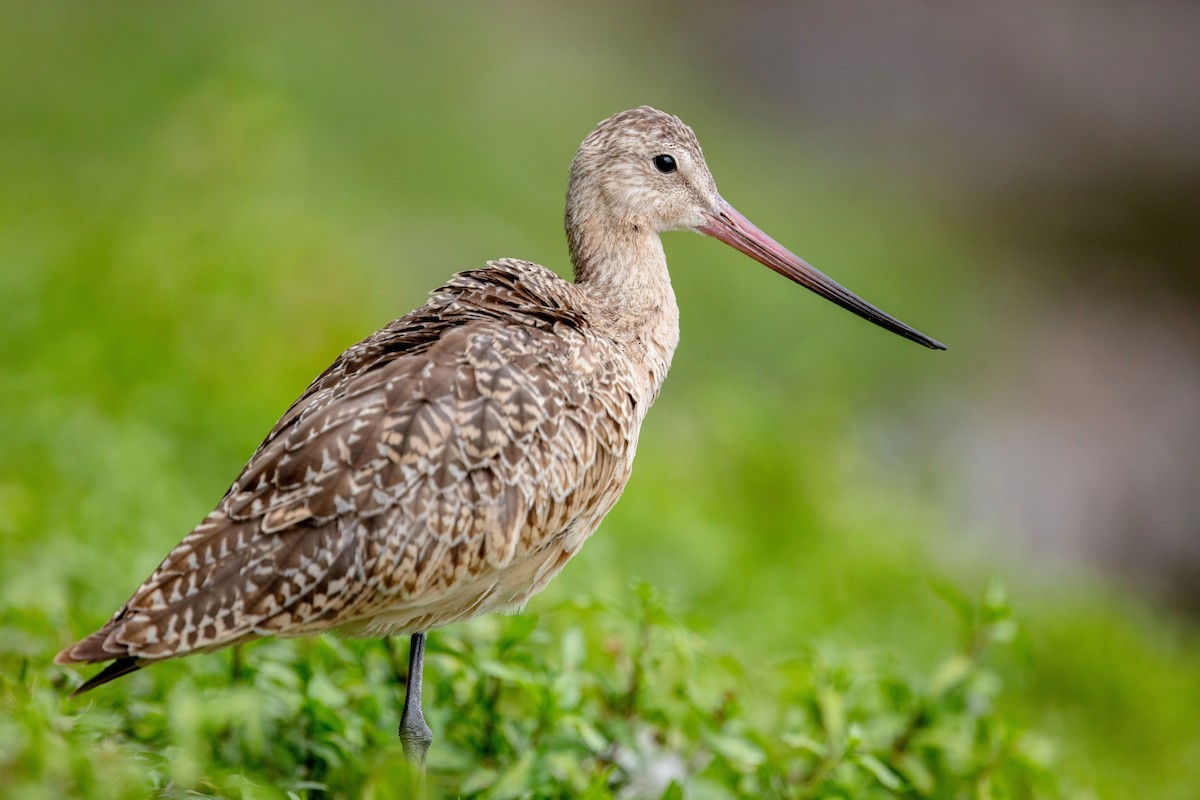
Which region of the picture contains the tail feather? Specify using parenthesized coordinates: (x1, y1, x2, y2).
(56, 621, 145, 697)
(69, 657, 144, 697)
(54, 624, 125, 666)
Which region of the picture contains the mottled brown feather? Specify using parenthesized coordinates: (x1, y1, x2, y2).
(57, 259, 642, 670)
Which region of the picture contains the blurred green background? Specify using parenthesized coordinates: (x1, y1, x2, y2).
(2, 2, 1199, 798)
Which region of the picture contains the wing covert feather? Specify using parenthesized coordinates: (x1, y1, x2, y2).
(62, 260, 641, 662)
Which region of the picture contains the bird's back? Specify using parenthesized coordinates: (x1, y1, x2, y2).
(58, 259, 643, 672)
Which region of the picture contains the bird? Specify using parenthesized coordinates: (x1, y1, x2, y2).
(56, 106, 944, 774)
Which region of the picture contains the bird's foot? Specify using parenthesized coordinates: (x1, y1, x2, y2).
(399, 714, 433, 767)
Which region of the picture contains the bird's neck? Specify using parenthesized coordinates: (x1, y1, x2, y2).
(569, 219, 680, 408)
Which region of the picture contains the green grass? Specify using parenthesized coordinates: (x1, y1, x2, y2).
(2, 4, 1199, 798)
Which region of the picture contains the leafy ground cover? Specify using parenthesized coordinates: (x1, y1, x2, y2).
(4, 584, 1061, 799)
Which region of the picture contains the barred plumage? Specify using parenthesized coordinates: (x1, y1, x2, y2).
(57, 259, 643, 687)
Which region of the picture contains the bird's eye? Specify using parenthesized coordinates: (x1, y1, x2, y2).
(652, 154, 677, 174)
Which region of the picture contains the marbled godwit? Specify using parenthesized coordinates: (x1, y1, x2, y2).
(56, 107, 944, 771)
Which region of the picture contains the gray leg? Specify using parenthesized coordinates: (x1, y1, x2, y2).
(399, 632, 433, 774)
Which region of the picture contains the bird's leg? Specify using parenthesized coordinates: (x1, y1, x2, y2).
(399, 632, 433, 776)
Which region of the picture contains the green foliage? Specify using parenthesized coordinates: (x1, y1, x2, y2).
(4, 584, 1064, 799)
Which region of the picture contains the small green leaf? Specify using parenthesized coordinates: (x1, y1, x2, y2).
(930, 653, 973, 696)
(659, 780, 684, 800)
(477, 659, 525, 683)
(567, 715, 609, 753)
(988, 619, 1019, 644)
(817, 685, 846, 743)
(561, 625, 586, 671)
(855, 753, 903, 790)
(781, 732, 826, 755)
(706, 732, 766, 770)
(459, 767, 499, 795)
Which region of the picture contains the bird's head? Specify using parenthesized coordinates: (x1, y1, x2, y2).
(567, 106, 945, 350)
(568, 106, 720, 234)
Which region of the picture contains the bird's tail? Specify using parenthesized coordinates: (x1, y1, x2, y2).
(65, 657, 144, 697)
(55, 623, 144, 696)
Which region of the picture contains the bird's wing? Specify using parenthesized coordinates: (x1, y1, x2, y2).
(58, 262, 640, 665)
